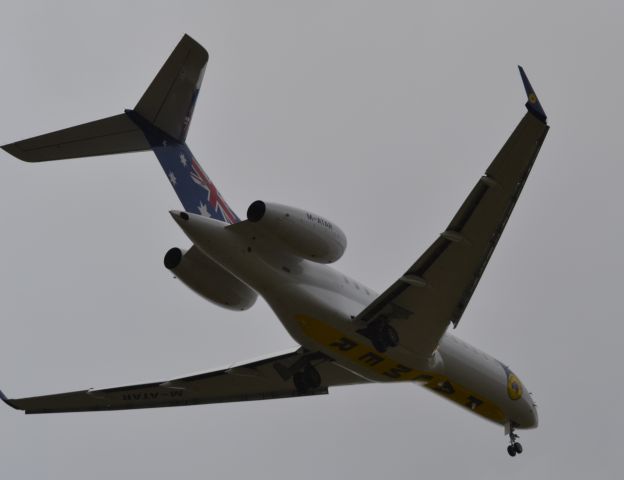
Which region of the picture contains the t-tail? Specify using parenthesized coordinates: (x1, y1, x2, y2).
(2, 34, 239, 224)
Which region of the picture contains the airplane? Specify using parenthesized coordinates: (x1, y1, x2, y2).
(0, 35, 548, 457)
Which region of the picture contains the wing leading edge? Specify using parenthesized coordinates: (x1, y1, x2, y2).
(357, 67, 549, 357)
(0, 349, 366, 414)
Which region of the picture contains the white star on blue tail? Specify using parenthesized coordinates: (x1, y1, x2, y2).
(179, 153, 188, 166)
(198, 202, 210, 216)
(168, 171, 177, 186)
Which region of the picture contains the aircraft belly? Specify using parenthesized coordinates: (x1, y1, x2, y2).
(268, 289, 513, 424)
(174, 218, 531, 426)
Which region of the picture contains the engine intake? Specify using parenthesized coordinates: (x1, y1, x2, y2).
(247, 200, 266, 222)
(164, 247, 184, 269)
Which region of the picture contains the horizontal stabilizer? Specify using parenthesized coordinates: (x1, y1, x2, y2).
(0, 389, 18, 409)
(1, 113, 150, 162)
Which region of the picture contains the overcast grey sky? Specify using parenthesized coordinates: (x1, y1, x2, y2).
(1, 1, 622, 478)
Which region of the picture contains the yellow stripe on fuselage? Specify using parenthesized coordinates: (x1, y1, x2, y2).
(295, 314, 506, 424)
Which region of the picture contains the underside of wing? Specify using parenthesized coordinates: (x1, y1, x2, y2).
(0, 349, 366, 414)
(1, 113, 150, 162)
(357, 67, 549, 358)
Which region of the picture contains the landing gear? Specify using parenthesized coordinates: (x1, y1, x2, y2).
(506, 425, 523, 457)
(382, 324, 399, 347)
(507, 442, 523, 456)
(371, 337, 387, 353)
(293, 365, 321, 394)
(364, 320, 399, 353)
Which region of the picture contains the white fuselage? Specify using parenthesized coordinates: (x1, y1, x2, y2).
(172, 212, 538, 430)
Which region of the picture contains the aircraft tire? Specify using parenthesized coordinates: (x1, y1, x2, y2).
(514, 443, 523, 454)
(507, 445, 517, 457)
(293, 372, 308, 393)
(303, 366, 321, 389)
(372, 337, 387, 353)
(382, 325, 399, 347)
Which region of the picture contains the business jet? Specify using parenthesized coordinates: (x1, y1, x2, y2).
(0, 35, 548, 457)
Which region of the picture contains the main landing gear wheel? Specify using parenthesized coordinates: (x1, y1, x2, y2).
(372, 337, 387, 353)
(369, 322, 399, 353)
(293, 365, 321, 394)
(382, 324, 399, 348)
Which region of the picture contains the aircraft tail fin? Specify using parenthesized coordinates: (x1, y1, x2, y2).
(2, 34, 205, 162)
(2, 35, 240, 224)
(134, 34, 207, 142)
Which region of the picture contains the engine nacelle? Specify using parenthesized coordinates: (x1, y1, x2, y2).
(247, 200, 347, 263)
(164, 247, 257, 311)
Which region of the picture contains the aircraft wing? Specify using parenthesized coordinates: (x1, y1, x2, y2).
(0, 348, 366, 414)
(356, 67, 549, 358)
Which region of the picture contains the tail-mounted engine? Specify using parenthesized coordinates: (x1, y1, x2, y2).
(164, 247, 257, 311)
(247, 201, 347, 264)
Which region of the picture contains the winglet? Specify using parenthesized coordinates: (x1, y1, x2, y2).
(518, 66, 547, 123)
(0, 389, 20, 410)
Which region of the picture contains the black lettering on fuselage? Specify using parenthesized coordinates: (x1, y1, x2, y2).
(359, 351, 384, 367)
(466, 395, 483, 409)
(330, 337, 358, 351)
(383, 364, 412, 379)
(435, 381, 455, 395)
(306, 213, 333, 230)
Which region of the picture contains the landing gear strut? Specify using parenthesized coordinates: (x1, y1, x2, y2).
(274, 351, 327, 394)
(506, 425, 523, 457)
(363, 319, 399, 353)
(293, 365, 322, 394)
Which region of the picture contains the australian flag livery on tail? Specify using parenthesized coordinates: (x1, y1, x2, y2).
(125, 109, 239, 224)
(125, 34, 239, 224)
(1, 34, 239, 224)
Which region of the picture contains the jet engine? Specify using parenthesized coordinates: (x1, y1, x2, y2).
(247, 200, 347, 263)
(164, 247, 257, 310)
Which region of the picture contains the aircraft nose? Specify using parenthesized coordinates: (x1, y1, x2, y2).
(515, 394, 539, 429)
(503, 366, 538, 429)
(525, 396, 539, 429)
